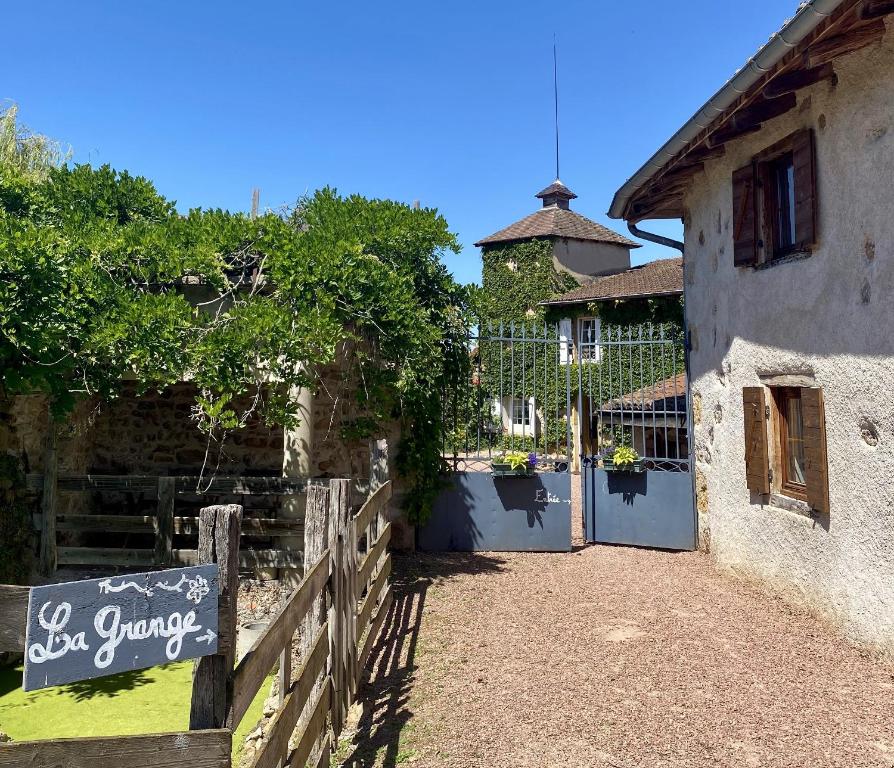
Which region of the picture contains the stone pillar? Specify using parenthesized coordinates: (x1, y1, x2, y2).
(278, 384, 314, 587)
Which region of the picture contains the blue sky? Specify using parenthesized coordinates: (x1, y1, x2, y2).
(4, 1, 792, 285)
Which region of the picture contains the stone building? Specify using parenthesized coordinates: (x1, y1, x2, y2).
(608, 0, 894, 652)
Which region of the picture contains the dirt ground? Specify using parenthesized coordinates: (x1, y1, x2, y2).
(336, 509, 894, 767)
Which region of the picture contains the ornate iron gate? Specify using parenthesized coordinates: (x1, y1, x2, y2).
(577, 323, 696, 550)
(419, 321, 573, 552)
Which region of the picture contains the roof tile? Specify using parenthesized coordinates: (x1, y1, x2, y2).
(474, 206, 640, 248)
(542, 257, 683, 305)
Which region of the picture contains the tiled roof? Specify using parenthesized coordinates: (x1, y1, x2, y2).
(474, 206, 641, 248)
(535, 180, 577, 201)
(601, 373, 687, 412)
(541, 257, 683, 306)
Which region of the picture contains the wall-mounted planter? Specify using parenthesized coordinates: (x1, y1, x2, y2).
(491, 462, 535, 478)
(602, 458, 645, 474)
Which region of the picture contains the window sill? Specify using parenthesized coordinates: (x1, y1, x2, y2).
(751, 250, 814, 270)
(766, 492, 814, 519)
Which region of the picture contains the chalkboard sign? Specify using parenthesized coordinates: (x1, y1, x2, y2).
(23, 564, 219, 692)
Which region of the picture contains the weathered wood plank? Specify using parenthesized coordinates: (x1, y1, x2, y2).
(359, 586, 393, 677)
(806, 17, 886, 67)
(312, 735, 331, 768)
(329, 480, 352, 737)
(175, 517, 303, 537)
(156, 477, 176, 567)
(299, 484, 331, 742)
(26, 474, 309, 496)
(189, 504, 242, 730)
(172, 549, 303, 569)
(230, 551, 330, 727)
(286, 683, 331, 768)
(0, 730, 232, 768)
(244, 625, 329, 768)
(57, 547, 156, 566)
(56, 515, 155, 533)
(356, 523, 391, 594)
(356, 554, 392, 644)
(39, 424, 58, 576)
(0, 585, 29, 652)
(352, 481, 392, 537)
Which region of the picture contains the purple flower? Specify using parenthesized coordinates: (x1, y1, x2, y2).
(527, 452, 538, 466)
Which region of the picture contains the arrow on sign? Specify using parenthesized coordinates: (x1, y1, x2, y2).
(196, 629, 216, 646)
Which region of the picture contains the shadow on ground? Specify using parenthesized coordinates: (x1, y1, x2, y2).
(336, 552, 506, 768)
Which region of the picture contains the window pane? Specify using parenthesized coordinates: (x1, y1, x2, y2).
(785, 394, 805, 485)
(774, 155, 796, 252)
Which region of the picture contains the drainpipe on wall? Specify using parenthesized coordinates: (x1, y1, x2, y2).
(627, 222, 684, 253)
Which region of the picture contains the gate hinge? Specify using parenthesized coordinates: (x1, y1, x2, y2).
(765, 405, 771, 420)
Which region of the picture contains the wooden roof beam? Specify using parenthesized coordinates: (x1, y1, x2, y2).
(861, 0, 894, 19)
(806, 17, 886, 67)
(763, 62, 836, 99)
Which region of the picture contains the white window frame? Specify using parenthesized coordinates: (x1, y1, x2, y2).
(511, 398, 532, 427)
(578, 317, 601, 363)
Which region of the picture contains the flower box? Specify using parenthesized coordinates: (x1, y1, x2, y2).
(602, 457, 645, 473)
(491, 462, 535, 478)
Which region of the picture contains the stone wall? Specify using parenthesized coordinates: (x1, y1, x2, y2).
(683, 26, 894, 653)
(87, 383, 284, 476)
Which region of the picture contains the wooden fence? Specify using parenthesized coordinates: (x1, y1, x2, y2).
(0, 477, 393, 768)
(27, 473, 309, 574)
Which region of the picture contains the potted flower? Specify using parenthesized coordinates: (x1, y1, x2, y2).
(492, 451, 537, 477)
(601, 446, 644, 473)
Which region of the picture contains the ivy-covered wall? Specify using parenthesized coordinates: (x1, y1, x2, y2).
(479, 239, 578, 321)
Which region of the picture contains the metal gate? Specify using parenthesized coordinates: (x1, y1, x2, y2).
(418, 321, 573, 552)
(577, 323, 696, 550)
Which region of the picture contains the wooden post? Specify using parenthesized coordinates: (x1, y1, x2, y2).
(154, 477, 175, 566)
(39, 418, 58, 576)
(327, 479, 351, 740)
(189, 504, 242, 730)
(298, 483, 330, 745)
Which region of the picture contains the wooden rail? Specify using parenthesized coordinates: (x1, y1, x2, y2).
(0, 477, 394, 768)
(27, 473, 310, 574)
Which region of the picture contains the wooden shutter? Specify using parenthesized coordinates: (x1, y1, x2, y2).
(792, 128, 818, 250)
(801, 387, 829, 514)
(732, 163, 758, 266)
(742, 387, 770, 494)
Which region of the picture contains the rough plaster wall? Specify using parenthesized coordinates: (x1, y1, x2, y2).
(684, 29, 894, 652)
(552, 239, 631, 282)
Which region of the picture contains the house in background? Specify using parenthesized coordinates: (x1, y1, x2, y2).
(609, 0, 894, 652)
(477, 180, 643, 442)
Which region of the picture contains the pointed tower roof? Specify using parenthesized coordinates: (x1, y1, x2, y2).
(475, 181, 640, 248)
(535, 179, 577, 209)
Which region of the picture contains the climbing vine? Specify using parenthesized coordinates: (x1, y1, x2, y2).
(0, 107, 471, 524)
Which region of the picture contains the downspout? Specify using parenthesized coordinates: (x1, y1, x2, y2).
(627, 222, 684, 253)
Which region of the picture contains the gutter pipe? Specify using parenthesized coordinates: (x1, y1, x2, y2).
(607, 0, 845, 221)
(628, 222, 684, 253)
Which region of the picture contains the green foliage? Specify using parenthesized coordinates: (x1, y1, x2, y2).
(499, 451, 531, 470)
(0, 106, 471, 524)
(610, 445, 639, 466)
(478, 239, 578, 321)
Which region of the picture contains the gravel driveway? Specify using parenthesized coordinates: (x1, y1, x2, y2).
(337, 542, 894, 768)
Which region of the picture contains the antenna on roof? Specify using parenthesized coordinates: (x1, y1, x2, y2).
(553, 34, 560, 182)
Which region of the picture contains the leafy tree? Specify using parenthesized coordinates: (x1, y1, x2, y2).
(0, 106, 470, 522)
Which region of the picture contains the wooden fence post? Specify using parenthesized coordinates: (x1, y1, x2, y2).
(190, 503, 242, 730)
(298, 483, 330, 756)
(327, 479, 351, 740)
(154, 477, 175, 566)
(38, 419, 58, 576)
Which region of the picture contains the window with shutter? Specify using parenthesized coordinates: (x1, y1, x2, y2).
(742, 387, 770, 494)
(801, 387, 829, 514)
(734, 127, 819, 266)
(732, 164, 758, 266)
